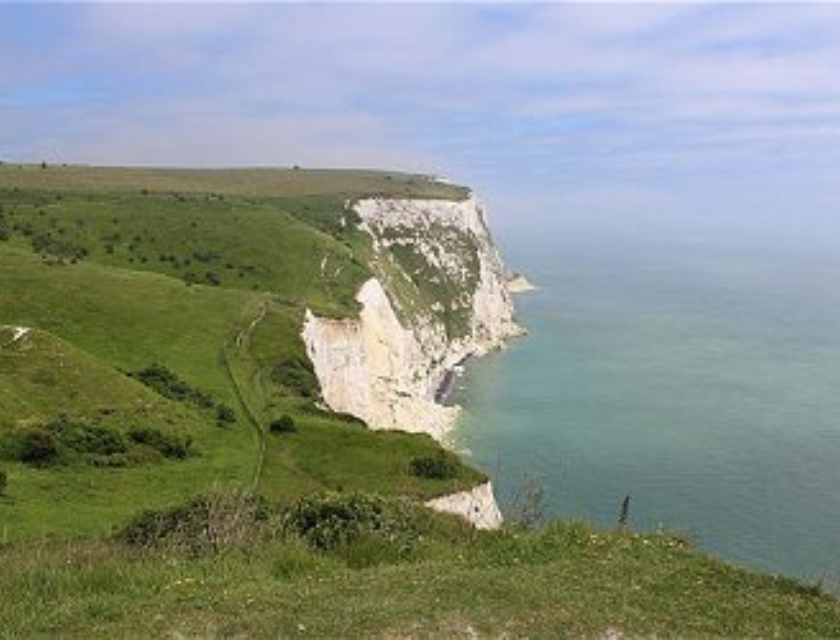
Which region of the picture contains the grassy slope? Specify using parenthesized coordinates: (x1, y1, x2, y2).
(0, 326, 164, 419)
(0, 167, 484, 541)
(0, 164, 469, 200)
(0, 187, 368, 315)
(1, 522, 838, 638)
(0, 251, 259, 538)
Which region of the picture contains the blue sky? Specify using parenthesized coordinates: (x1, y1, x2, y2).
(2, 3, 840, 229)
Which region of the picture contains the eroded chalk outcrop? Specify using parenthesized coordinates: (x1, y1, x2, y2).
(302, 195, 522, 441)
(424, 481, 503, 530)
(302, 278, 458, 441)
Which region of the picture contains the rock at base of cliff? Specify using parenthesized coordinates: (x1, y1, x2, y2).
(507, 273, 537, 294)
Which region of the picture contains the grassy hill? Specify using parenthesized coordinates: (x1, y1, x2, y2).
(1, 164, 839, 637)
(0, 165, 483, 541)
(0, 163, 469, 200)
(1, 492, 839, 637)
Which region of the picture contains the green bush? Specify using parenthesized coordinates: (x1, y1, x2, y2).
(216, 404, 236, 427)
(283, 492, 421, 555)
(128, 426, 192, 460)
(118, 491, 271, 553)
(409, 453, 460, 480)
(46, 415, 128, 456)
(270, 357, 318, 398)
(269, 415, 296, 435)
(128, 364, 214, 409)
(30, 233, 88, 262)
(0, 468, 6, 496)
(18, 428, 58, 466)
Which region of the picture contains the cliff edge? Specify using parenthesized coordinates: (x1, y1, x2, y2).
(302, 195, 522, 442)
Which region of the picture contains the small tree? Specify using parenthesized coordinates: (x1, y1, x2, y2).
(269, 415, 296, 435)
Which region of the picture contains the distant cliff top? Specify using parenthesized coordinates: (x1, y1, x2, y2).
(0, 163, 470, 201)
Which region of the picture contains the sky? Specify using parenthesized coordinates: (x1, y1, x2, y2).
(2, 2, 840, 233)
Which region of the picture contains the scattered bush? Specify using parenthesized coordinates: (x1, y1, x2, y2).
(269, 415, 296, 435)
(31, 233, 88, 262)
(118, 491, 271, 553)
(128, 364, 214, 409)
(271, 357, 318, 398)
(0, 468, 6, 496)
(193, 249, 220, 263)
(216, 404, 236, 427)
(18, 427, 58, 466)
(46, 415, 127, 456)
(283, 492, 421, 555)
(128, 426, 192, 460)
(87, 453, 131, 467)
(409, 453, 460, 480)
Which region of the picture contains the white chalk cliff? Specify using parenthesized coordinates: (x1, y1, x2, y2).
(425, 481, 503, 530)
(303, 195, 521, 439)
(302, 194, 522, 528)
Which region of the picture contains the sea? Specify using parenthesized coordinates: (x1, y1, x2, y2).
(452, 208, 840, 586)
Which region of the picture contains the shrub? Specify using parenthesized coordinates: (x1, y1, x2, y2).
(88, 453, 130, 468)
(18, 428, 58, 466)
(283, 492, 420, 554)
(46, 415, 127, 456)
(409, 453, 460, 480)
(269, 415, 296, 435)
(216, 404, 236, 427)
(128, 364, 214, 409)
(30, 233, 88, 262)
(128, 426, 192, 460)
(118, 491, 271, 553)
(0, 468, 6, 496)
(271, 357, 318, 398)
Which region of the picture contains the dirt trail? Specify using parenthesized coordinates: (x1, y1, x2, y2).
(225, 302, 270, 491)
(236, 305, 267, 349)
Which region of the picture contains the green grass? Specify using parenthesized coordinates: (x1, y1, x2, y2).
(0, 164, 470, 200)
(1, 326, 166, 421)
(0, 187, 370, 315)
(1, 512, 838, 638)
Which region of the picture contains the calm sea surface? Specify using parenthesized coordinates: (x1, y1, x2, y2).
(453, 216, 840, 584)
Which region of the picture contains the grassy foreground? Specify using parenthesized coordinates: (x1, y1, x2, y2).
(1, 496, 839, 638)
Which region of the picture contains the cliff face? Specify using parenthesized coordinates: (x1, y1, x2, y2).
(302, 195, 522, 441)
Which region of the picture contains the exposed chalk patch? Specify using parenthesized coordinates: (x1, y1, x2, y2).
(2, 325, 31, 344)
(425, 481, 503, 530)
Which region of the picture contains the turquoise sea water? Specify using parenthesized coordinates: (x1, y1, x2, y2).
(453, 218, 840, 584)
